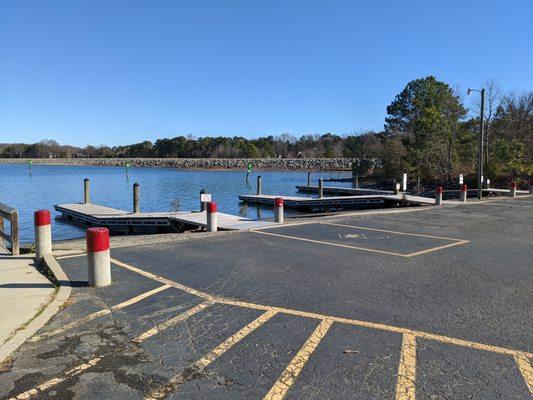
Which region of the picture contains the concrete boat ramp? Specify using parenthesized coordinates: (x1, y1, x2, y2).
(54, 203, 278, 233)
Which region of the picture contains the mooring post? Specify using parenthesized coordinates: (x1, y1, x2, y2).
(257, 176, 262, 195)
(435, 187, 443, 205)
(207, 201, 218, 232)
(509, 182, 517, 197)
(460, 184, 468, 203)
(83, 178, 90, 204)
(86, 227, 111, 287)
(355, 174, 359, 189)
(34, 210, 52, 260)
(318, 178, 324, 198)
(307, 172, 311, 187)
(274, 198, 284, 223)
(133, 183, 140, 213)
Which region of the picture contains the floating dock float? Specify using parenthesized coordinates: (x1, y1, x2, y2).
(54, 203, 278, 233)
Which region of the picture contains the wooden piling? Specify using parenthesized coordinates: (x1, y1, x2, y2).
(133, 183, 140, 213)
(257, 176, 262, 195)
(84, 178, 90, 204)
(318, 178, 324, 198)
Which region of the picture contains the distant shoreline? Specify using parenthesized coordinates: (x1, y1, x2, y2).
(0, 157, 353, 171)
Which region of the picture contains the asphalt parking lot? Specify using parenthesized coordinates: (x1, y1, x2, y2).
(1, 197, 532, 399)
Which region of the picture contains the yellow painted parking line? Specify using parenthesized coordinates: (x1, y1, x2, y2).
(145, 309, 277, 400)
(320, 221, 468, 242)
(514, 353, 533, 395)
(30, 309, 111, 342)
(133, 300, 214, 342)
(9, 357, 102, 400)
(30, 284, 172, 342)
(264, 319, 333, 400)
(395, 333, 417, 400)
(253, 230, 408, 257)
(111, 258, 216, 301)
(404, 240, 469, 257)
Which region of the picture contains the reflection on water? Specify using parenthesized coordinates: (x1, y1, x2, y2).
(0, 164, 351, 243)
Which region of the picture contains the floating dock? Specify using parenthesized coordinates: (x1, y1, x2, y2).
(54, 203, 278, 233)
(296, 185, 393, 196)
(238, 193, 435, 211)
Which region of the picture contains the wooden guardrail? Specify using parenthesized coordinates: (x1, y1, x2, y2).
(0, 203, 19, 255)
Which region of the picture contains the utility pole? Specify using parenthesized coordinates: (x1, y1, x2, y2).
(468, 87, 485, 200)
(477, 88, 485, 199)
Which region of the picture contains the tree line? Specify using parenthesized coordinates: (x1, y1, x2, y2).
(1, 76, 531, 183)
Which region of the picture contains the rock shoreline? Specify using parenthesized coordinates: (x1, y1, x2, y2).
(0, 157, 353, 171)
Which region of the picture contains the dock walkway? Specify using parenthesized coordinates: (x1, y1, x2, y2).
(54, 203, 278, 232)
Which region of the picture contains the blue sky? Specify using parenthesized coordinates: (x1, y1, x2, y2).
(1, 0, 532, 147)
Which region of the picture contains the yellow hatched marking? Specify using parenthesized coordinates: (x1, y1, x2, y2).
(264, 319, 333, 400)
(145, 310, 277, 399)
(9, 357, 102, 400)
(514, 353, 533, 395)
(31, 284, 171, 342)
(112, 258, 533, 359)
(133, 300, 213, 342)
(395, 333, 417, 400)
(12, 296, 213, 400)
(194, 309, 277, 369)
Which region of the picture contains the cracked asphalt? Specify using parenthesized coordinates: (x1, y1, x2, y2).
(1, 197, 532, 399)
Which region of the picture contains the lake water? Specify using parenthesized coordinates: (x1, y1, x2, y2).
(0, 163, 352, 243)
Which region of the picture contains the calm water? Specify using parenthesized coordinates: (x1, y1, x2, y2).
(0, 164, 352, 243)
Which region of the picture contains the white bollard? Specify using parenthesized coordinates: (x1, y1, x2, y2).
(459, 184, 468, 203)
(207, 201, 218, 232)
(435, 187, 443, 206)
(274, 198, 284, 223)
(509, 182, 517, 197)
(86, 227, 111, 287)
(34, 210, 52, 259)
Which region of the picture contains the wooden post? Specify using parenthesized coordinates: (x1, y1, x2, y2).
(307, 172, 311, 187)
(318, 178, 324, 198)
(355, 174, 359, 189)
(11, 210, 19, 255)
(133, 183, 140, 213)
(257, 176, 262, 195)
(84, 178, 90, 204)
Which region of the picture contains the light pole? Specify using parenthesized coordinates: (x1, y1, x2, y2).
(468, 88, 485, 199)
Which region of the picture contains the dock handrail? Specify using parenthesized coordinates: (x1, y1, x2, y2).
(0, 203, 20, 255)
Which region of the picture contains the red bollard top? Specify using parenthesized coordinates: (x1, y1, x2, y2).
(274, 198, 284, 207)
(207, 201, 217, 213)
(461, 184, 468, 192)
(34, 210, 51, 226)
(510, 182, 517, 189)
(86, 227, 110, 252)
(436, 186, 444, 194)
